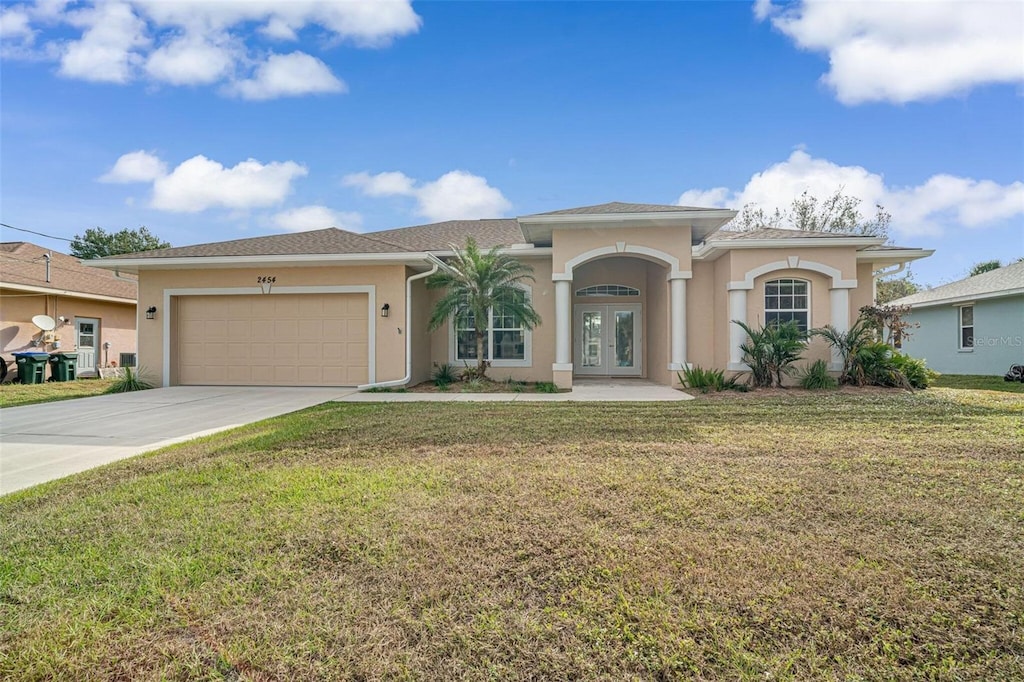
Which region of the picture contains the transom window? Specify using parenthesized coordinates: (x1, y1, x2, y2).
(764, 279, 809, 332)
(958, 305, 974, 350)
(453, 289, 531, 365)
(575, 284, 640, 297)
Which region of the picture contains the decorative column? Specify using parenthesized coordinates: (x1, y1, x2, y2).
(670, 277, 687, 370)
(728, 288, 747, 370)
(829, 288, 850, 370)
(553, 279, 572, 370)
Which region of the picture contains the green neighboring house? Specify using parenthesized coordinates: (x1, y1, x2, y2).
(893, 261, 1024, 376)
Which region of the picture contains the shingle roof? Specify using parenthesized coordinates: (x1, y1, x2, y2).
(892, 260, 1024, 307)
(526, 202, 715, 216)
(102, 227, 411, 259)
(0, 242, 137, 300)
(369, 219, 525, 251)
(707, 228, 875, 241)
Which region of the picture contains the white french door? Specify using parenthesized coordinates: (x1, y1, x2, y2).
(573, 304, 641, 376)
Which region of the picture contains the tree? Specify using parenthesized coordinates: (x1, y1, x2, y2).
(427, 237, 542, 380)
(875, 271, 920, 305)
(70, 226, 170, 259)
(969, 259, 1003, 277)
(733, 187, 891, 240)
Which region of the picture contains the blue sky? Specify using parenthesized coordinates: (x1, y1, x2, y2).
(1, 0, 1022, 286)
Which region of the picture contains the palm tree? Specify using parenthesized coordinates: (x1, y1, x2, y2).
(427, 237, 541, 379)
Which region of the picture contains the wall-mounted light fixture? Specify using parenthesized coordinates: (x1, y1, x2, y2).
(145, 306, 157, 320)
(381, 303, 390, 318)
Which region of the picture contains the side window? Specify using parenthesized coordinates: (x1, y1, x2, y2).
(764, 279, 809, 332)
(959, 305, 974, 349)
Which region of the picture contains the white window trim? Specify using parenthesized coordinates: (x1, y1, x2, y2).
(764, 278, 811, 331)
(957, 303, 974, 352)
(448, 285, 533, 368)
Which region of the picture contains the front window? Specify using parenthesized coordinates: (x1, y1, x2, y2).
(453, 289, 530, 365)
(959, 305, 974, 349)
(764, 278, 809, 332)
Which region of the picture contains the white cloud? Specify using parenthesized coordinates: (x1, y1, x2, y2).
(59, 1, 149, 84)
(271, 205, 363, 232)
(342, 170, 416, 197)
(6, 0, 419, 97)
(99, 150, 167, 183)
(146, 154, 307, 212)
(229, 51, 345, 100)
(344, 169, 512, 222)
(144, 34, 236, 85)
(678, 150, 1024, 237)
(0, 7, 34, 41)
(757, 0, 1024, 104)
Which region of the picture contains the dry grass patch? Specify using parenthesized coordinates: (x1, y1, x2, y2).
(1, 390, 1022, 680)
(0, 378, 116, 408)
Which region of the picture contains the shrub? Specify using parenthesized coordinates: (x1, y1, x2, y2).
(502, 377, 526, 393)
(890, 352, 937, 389)
(106, 366, 153, 393)
(462, 378, 485, 392)
(535, 381, 559, 393)
(678, 365, 726, 393)
(432, 362, 459, 387)
(733, 320, 808, 388)
(797, 359, 838, 390)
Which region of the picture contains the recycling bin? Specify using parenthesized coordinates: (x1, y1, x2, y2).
(48, 352, 78, 382)
(14, 352, 50, 384)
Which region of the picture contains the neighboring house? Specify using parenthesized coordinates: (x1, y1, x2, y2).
(892, 260, 1024, 376)
(1, 242, 138, 378)
(85, 202, 932, 389)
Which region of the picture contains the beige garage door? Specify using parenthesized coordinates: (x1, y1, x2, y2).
(177, 293, 369, 386)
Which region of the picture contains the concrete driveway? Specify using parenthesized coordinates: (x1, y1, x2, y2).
(0, 386, 355, 495)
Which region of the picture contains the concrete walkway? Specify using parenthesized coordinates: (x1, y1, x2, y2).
(0, 386, 355, 495)
(1, 379, 689, 495)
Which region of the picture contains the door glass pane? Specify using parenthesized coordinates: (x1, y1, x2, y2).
(582, 311, 602, 367)
(615, 311, 635, 367)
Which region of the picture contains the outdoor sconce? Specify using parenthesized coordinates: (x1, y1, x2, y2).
(145, 306, 157, 320)
(381, 303, 390, 318)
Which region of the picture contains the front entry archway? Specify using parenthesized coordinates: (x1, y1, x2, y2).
(574, 303, 642, 376)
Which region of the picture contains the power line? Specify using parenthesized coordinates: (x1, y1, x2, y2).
(0, 222, 75, 243)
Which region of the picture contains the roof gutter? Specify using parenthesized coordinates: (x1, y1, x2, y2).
(356, 255, 446, 391)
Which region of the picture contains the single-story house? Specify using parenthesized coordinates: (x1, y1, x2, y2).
(892, 260, 1023, 376)
(85, 202, 932, 389)
(1, 242, 138, 378)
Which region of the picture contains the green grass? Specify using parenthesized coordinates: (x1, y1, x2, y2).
(932, 373, 1024, 393)
(0, 378, 116, 408)
(2, 389, 1022, 680)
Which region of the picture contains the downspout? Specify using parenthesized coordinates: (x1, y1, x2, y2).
(357, 256, 444, 390)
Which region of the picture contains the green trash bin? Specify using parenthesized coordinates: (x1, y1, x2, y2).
(14, 352, 50, 384)
(48, 352, 78, 382)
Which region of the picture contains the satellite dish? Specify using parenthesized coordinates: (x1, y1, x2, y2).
(32, 314, 57, 331)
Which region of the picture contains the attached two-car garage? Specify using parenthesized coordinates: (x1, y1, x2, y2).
(175, 293, 369, 386)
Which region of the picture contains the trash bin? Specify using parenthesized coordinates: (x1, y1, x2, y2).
(48, 352, 78, 382)
(14, 352, 50, 384)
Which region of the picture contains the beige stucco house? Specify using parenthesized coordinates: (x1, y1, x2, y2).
(1, 242, 138, 378)
(86, 202, 932, 389)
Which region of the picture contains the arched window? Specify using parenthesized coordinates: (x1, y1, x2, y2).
(764, 279, 809, 331)
(575, 284, 640, 297)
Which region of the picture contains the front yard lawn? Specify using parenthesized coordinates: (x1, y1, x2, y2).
(0, 378, 117, 408)
(2, 389, 1022, 680)
(932, 373, 1024, 393)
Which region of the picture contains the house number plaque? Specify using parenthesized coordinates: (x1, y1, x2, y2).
(257, 275, 277, 293)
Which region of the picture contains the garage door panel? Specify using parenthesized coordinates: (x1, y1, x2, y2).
(177, 293, 369, 386)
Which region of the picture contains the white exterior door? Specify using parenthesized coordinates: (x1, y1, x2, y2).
(573, 304, 641, 376)
(75, 317, 99, 377)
